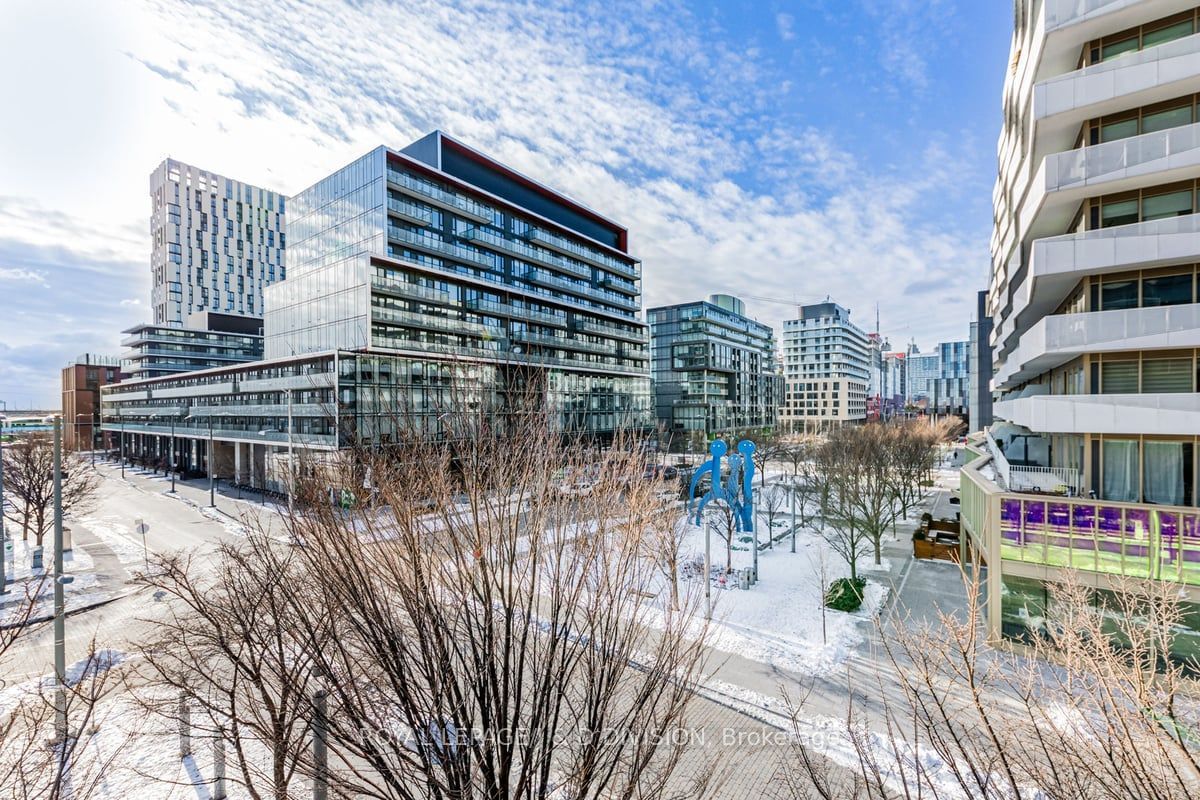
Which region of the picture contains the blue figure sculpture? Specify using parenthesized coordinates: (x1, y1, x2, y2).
(689, 439, 756, 532)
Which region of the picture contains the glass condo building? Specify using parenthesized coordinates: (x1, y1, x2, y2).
(648, 294, 779, 445)
(103, 132, 652, 485)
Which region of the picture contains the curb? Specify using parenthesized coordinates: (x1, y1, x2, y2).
(0, 592, 131, 630)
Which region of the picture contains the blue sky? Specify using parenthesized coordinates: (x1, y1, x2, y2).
(0, 0, 1012, 408)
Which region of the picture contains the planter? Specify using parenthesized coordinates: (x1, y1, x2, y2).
(913, 538, 959, 563)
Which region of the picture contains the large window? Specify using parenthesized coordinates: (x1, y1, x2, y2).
(1086, 11, 1198, 66)
(1100, 359, 1139, 393)
(1142, 355, 1194, 393)
(1093, 269, 1197, 309)
(1144, 273, 1195, 306)
(1102, 439, 1140, 502)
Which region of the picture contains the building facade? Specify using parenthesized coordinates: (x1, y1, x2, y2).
(61, 355, 124, 451)
(121, 313, 264, 379)
(969, 289, 994, 431)
(963, 0, 1200, 659)
(648, 294, 779, 445)
(103, 133, 653, 483)
(780, 302, 870, 430)
(904, 349, 940, 405)
(882, 351, 906, 416)
(150, 158, 286, 326)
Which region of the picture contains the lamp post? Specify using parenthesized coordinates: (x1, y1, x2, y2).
(118, 404, 126, 479)
(1, 418, 7, 595)
(52, 416, 68, 742)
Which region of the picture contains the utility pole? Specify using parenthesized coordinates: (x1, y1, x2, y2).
(53, 417, 68, 743)
(208, 415, 215, 508)
(287, 388, 294, 516)
(1, 423, 7, 595)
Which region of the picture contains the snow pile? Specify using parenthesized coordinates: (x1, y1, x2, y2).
(1, 537, 107, 624)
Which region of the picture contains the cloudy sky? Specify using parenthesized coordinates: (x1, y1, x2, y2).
(0, 0, 1011, 409)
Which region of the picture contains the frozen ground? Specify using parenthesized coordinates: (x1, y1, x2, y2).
(1, 534, 107, 624)
(642, 509, 891, 675)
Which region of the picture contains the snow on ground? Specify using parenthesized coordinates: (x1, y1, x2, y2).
(76, 514, 150, 566)
(641, 510, 890, 676)
(1, 536, 107, 623)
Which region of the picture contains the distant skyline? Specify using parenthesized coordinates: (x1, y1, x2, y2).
(0, 0, 1010, 407)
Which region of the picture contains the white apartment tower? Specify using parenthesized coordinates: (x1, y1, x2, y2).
(962, 0, 1200, 646)
(780, 302, 870, 431)
(149, 159, 286, 327)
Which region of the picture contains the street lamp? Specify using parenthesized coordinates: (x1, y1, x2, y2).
(118, 404, 126, 479)
(0, 416, 7, 595)
(186, 411, 216, 508)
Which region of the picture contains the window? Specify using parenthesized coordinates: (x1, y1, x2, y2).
(1142, 103, 1194, 134)
(1101, 199, 1139, 228)
(1102, 439, 1139, 503)
(1100, 117, 1139, 142)
(1142, 356, 1193, 393)
(1101, 35, 1139, 61)
(1101, 359, 1138, 393)
(1101, 279, 1138, 310)
(1144, 440, 1186, 505)
(1142, 189, 1193, 221)
(1143, 273, 1194, 306)
(1143, 19, 1194, 49)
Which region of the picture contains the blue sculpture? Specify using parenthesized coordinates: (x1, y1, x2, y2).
(689, 439, 756, 532)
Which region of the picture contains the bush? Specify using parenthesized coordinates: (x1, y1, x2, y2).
(825, 577, 867, 612)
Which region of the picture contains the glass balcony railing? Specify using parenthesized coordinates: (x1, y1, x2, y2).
(573, 317, 647, 342)
(525, 228, 640, 279)
(1044, 0, 1127, 30)
(371, 306, 503, 339)
(517, 266, 639, 311)
(370, 275, 452, 305)
(464, 297, 566, 327)
(599, 273, 638, 296)
(386, 197, 433, 226)
(386, 169, 493, 222)
(462, 227, 591, 279)
(1050, 121, 1200, 192)
(387, 226, 495, 270)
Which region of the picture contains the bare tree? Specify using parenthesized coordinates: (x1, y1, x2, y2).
(133, 393, 719, 799)
(760, 483, 787, 550)
(781, 565, 1200, 799)
(652, 512, 693, 612)
(1, 433, 99, 546)
(704, 499, 739, 576)
(809, 435, 870, 582)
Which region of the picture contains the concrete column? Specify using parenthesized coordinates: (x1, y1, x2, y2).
(235, 442, 244, 484)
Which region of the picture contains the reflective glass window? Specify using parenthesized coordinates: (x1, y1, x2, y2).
(1142, 189, 1193, 221)
(1101, 279, 1138, 310)
(1142, 104, 1194, 134)
(1143, 20, 1194, 49)
(1143, 273, 1194, 306)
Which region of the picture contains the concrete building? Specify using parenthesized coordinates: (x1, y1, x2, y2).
(150, 158, 285, 326)
(962, 0, 1200, 659)
(882, 351, 907, 417)
(904, 348, 940, 405)
(61, 355, 124, 451)
(866, 333, 889, 419)
(780, 302, 870, 431)
(969, 290, 994, 431)
(102, 132, 653, 485)
(648, 294, 779, 446)
(931, 339, 970, 416)
(121, 313, 264, 379)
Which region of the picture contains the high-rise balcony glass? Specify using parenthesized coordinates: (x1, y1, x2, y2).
(462, 227, 591, 279)
(370, 274, 452, 305)
(574, 317, 647, 342)
(386, 197, 433, 226)
(387, 225, 495, 270)
(372, 306, 502, 339)
(1044, 0, 1132, 30)
(464, 297, 566, 327)
(386, 169, 493, 222)
(525, 227, 640, 279)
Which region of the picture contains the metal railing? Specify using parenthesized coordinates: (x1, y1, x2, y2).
(463, 228, 592, 279)
(984, 429, 1083, 493)
(525, 228, 640, 279)
(386, 169, 493, 221)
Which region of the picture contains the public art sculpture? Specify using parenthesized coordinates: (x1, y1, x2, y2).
(688, 438, 756, 532)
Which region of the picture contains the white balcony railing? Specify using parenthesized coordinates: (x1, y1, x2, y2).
(985, 429, 1083, 494)
(1049, 121, 1200, 192)
(1044, 0, 1131, 30)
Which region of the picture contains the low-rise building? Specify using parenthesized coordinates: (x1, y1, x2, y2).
(61, 354, 124, 451)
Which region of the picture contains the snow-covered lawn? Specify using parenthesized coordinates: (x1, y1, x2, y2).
(642, 510, 891, 675)
(1, 535, 106, 624)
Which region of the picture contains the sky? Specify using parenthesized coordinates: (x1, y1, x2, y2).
(0, 0, 1012, 409)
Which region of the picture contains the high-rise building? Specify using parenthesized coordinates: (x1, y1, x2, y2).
(866, 332, 889, 419)
(931, 339, 970, 416)
(963, 0, 1200, 653)
(905, 347, 940, 405)
(969, 290, 994, 431)
(150, 158, 286, 325)
(61, 354, 124, 451)
(882, 352, 907, 416)
(103, 133, 652, 485)
(780, 302, 869, 431)
(648, 294, 779, 445)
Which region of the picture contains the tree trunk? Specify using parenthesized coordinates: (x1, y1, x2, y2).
(874, 536, 882, 566)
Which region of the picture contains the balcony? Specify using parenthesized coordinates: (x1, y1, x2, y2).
(996, 303, 1200, 388)
(464, 297, 566, 328)
(961, 456, 1200, 588)
(984, 430, 1083, 493)
(386, 197, 433, 226)
(371, 306, 501, 338)
(371, 275, 452, 305)
(1035, 31, 1200, 125)
(387, 226, 495, 270)
(386, 169, 493, 223)
(524, 227, 640, 279)
(1047, 121, 1200, 196)
(462, 227, 592, 280)
(1044, 0, 1140, 31)
(1000, 213, 1200, 351)
(572, 317, 647, 343)
(994, 391, 1200, 434)
(598, 273, 638, 296)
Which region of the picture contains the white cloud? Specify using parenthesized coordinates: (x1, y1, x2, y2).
(0, 0, 986, 405)
(0, 267, 48, 286)
(119, 298, 142, 307)
(776, 12, 795, 41)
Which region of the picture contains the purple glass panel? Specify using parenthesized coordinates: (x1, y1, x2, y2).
(1001, 498, 1023, 545)
(1098, 506, 1122, 534)
(1159, 511, 1179, 540)
(1024, 501, 1046, 528)
(1072, 503, 1095, 531)
(1184, 514, 1199, 542)
(1126, 507, 1151, 540)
